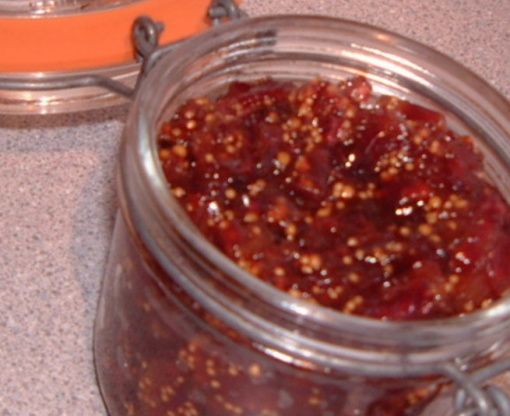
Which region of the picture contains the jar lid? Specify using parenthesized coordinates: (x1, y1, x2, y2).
(0, 0, 239, 114)
(0, 0, 211, 72)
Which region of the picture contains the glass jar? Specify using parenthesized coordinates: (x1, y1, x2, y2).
(94, 15, 510, 416)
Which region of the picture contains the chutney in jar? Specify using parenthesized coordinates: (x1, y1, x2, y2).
(158, 76, 510, 320)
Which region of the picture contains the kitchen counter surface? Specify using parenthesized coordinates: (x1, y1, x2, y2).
(1, 1, 509, 415)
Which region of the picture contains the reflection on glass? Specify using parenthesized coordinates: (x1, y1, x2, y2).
(0, 0, 142, 16)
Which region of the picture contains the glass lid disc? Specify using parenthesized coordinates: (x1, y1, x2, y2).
(0, 0, 142, 16)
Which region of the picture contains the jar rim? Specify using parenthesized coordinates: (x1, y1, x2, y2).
(121, 14, 510, 373)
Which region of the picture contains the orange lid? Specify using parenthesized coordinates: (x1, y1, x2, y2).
(0, 0, 212, 72)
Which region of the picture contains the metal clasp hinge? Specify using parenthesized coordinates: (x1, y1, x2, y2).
(208, 0, 248, 25)
(441, 358, 510, 416)
(132, 0, 247, 85)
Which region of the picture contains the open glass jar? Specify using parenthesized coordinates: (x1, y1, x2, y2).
(94, 15, 510, 416)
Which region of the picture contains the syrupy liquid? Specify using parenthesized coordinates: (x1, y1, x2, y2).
(158, 76, 510, 320)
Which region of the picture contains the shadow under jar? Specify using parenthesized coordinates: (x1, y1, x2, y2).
(94, 15, 510, 416)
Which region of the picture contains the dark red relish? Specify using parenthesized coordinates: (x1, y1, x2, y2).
(158, 76, 510, 320)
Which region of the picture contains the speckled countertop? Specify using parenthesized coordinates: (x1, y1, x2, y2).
(0, 1, 508, 415)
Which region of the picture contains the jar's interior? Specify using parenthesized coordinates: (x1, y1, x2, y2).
(156, 29, 510, 204)
(125, 15, 510, 376)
